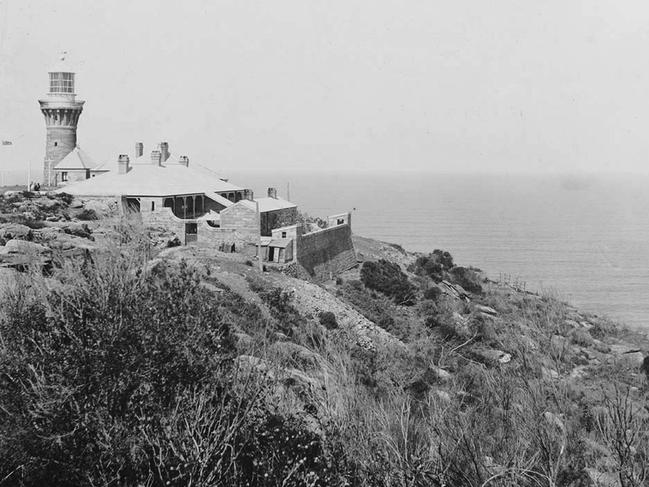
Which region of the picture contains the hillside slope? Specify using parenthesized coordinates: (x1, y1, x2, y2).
(0, 191, 648, 487)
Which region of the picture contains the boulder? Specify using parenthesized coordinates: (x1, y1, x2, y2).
(609, 344, 645, 367)
(430, 366, 452, 382)
(0, 223, 32, 240)
(430, 389, 451, 403)
(475, 304, 497, 316)
(34, 198, 60, 210)
(0, 239, 50, 255)
(585, 468, 621, 487)
(47, 234, 97, 252)
(473, 348, 512, 366)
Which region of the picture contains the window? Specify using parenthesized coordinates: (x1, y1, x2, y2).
(281, 231, 287, 238)
(151, 201, 155, 211)
(61, 172, 68, 182)
(54, 141, 58, 147)
(49, 72, 74, 93)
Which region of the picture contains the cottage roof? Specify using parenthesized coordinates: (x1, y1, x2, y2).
(255, 197, 297, 212)
(59, 159, 245, 197)
(269, 238, 293, 248)
(53, 146, 105, 171)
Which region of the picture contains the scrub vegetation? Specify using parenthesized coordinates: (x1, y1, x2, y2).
(1, 200, 648, 486)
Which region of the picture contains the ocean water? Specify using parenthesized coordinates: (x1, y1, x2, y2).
(228, 171, 649, 330)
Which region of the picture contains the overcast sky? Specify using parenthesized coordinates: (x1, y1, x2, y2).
(1, 0, 649, 180)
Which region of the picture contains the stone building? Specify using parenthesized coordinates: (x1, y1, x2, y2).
(60, 143, 299, 252)
(39, 55, 105, 187)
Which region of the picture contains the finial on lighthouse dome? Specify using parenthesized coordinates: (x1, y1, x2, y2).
(49, 50, 75, 73)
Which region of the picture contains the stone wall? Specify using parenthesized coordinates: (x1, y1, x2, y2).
(261, 207, 298, 236)
(141, 202, 259, 253)
(296, 223, 356, 280)
(220, 201, 258, 240)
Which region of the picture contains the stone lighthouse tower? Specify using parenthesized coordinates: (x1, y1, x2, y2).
(38, 53, 84, 186)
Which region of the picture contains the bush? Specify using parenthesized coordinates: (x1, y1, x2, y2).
(166, 236, 181, 247)
(319, 311, 338, 329)
(411, 249, 454, 281)
(75, 208, 98, 221)
(423, 286, 442, 301)
(0, 256, 237, 485)
(360, 259, 416, 306)
(450, 266, 483, 294)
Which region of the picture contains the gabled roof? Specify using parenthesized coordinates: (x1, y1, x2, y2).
(255, 197, 297, 212)
(59, 159, 246, 197)
(53, 146, 104, 171)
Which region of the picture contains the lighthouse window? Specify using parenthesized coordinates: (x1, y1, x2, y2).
(61, 172, 68, 182)
(49, 72, 74, 93)
(54, 142, 58, 147)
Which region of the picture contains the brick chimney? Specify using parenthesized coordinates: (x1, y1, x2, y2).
(160, 142, 169, 162)
(151, 150, 162, 166)
(267, 187, 277, 199)
(117, 154, 130, 175)
(178, 155, 189, 167)
(135, 142, 143, 158)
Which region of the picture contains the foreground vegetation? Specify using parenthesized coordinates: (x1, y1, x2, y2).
(1, 208, 649, 486)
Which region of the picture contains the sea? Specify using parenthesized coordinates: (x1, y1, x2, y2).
(229, 171, 649, 331)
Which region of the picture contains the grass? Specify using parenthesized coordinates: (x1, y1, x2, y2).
(1, 219, 648, 486)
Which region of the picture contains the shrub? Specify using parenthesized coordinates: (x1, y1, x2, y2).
(423, 286, 442, 301)
(75, 208, 98, 221)
(450, 266, 483, 294)
(411, 249, 454, 281)
(244, 259, 254, 267)
(0, 255, 236, 485)
(570, 328, 593, 347)
(360, 259, 416, 306)
(319, 311, 338, 329)
(166, 236, 181, 247)
(336, 276, 344, 286)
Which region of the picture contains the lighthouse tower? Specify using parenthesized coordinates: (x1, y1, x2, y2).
(38, 53, 84, 186)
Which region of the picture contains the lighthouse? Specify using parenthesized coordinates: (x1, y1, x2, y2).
(38, 53, 85, 187)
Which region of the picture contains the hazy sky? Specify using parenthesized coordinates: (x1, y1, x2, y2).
(1, 0, 649, 180)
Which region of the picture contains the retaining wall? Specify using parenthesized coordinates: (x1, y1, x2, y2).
(296, 223, 356, 280)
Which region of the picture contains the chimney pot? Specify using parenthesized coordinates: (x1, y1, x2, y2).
(117, 154, 130, 175)
(151, 150, 162, 166)
(267, 187, 277, 199)
(160, 142, 169, 162)
(179, 155, 189, 167)
(135, 142, 143, 158)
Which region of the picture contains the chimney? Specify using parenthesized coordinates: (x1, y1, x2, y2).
(160, 142, 169, 162)
(117, 154, 130, 175)
(267, 187, 277, 199)
(178, 155, 189, 167)
(151, 150, 162, 166)
(135, 142, 143, 158)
